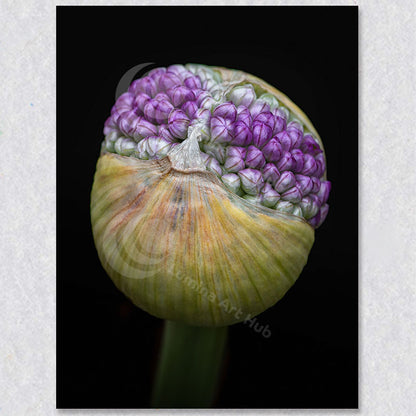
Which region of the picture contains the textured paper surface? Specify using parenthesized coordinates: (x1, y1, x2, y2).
(0, 0, 415, 415)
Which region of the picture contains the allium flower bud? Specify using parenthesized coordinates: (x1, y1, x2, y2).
(316, 181, 331, 205)
(311, 177, 321, 193)
(146, 136, 173, 158)
(301, 153, 317, 176)
(299, 195, 320, 219)
(275, 171, 296, 193)
(245, 145, 266, 169)
(227, 146, 247, 159)
(250, 100, 270, 117)
(103, 114, 119, 135)
(114, 137, 136, 156)
(147, 67, 166, 83)
(257, 93, 280, 110)
(129, 76, 157, 97)
(291, 149, 305, 173)
(227, 84, 256, 107)
(262, 138, 282, 162)
(296, 174, 314, 195)
(158, 71, 183, 91)
(224, 155, 245, 173)
(92, 63, 331, 329)
(231, 121, 252, 146)
(212, 102, 237, 121)
(274, 131, 291, 152)
(221, 173, 241, 194)
(144, 99, 174, 124)
(168, 109, 190, 139)
(261, 183, 280, 208)
(252, 122, 273, 148)
(276, 151, 294, 171)
(300, 134, 321, 156)
(262, 163, 280, 186)
(112, 92, 135, 116)
(253, 111, 275, 131)
(203, 142, 226, 164)
(134, 92, 151, 114)
(205, 155, 223, 177)
(236, 106, 253, 127)
(210, 116, 233, 144)
(158, 124, 175, 141)
(184, 75, 202, 89)
(181, 101, 198, 119)
(167, 85, 195, 107)
(281, 185, 303, 204)
(238, 168, 264, 195)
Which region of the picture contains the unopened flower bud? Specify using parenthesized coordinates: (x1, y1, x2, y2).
(238, 168, 264, 195)
(227, 84, 256, 107)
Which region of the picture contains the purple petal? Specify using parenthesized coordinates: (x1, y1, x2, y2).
(224, 155, 245, 173)
(275, 131, 292, 152)
(158, 124, 175, 141)
(103, 115, 119, 135)
(252, 122, 273, 148)
(291, 149, 305, 173)
(147, 67, 166, 84)
(167, 85, 195, 107)
(238, 169, 264, 195)
(227, 146, 247, 159)
(117, 110, 140, 137)
(311, 177, 321, 193)
(231, 121, 252, 146)
(314, 152, 326, 178)
(144, 99, 174, 124)
(295, 174, 313, 195)
(276, 151, 294, 171)
(158, 72, 182, 91)
(250, 100, 270, 118)
(262, 163, 280, 186)
(168, 109, 190, 139)
(111, 92, 135, 116)
(254, 111, 275, 131)
(316, 181, 331, 204)
(213, 102, 237, 121)
(300, 134, 322, 156)
(194, 90, 210, 106)
(181, 101, 198, 119)
(272, 115, 286, 135)
(132, 116, 158, 139)
(245, 145, 266, 169)
(281, 185, 302, 204)
(184, 75, 202, 89)
(302, 153, 317, 176)
(261, 183, 280, 208)
(221, 173, 241, 194)
(228, 84, 256, 107)
(262, 138, 282, 162)
(299, 195, 320, 220)
(275, 171, 296, 193)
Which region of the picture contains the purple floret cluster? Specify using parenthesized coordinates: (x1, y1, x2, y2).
(103, 64, 330, 228)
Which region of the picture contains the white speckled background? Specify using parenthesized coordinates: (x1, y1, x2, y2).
(0, 0, 415, 415)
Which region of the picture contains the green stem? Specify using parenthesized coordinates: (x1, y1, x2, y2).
(151, 320, 228, 408)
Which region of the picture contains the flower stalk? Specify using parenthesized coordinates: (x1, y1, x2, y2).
(151, 321, 227, 408)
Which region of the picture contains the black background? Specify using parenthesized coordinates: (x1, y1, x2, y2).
(57, 6, 358, 409)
